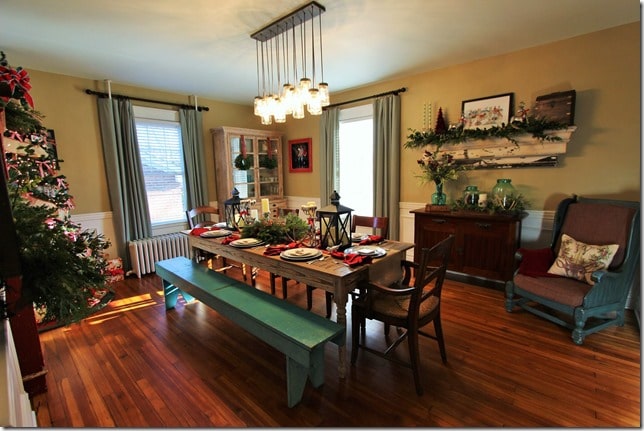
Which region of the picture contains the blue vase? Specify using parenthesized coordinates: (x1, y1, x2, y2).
(432, 183, 447, 205)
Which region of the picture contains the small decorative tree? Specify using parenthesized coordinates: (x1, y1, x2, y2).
(1, 52, 111, 326)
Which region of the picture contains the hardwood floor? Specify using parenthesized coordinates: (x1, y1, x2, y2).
(32, 266, 640, 427)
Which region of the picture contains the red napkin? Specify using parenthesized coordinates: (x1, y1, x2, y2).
(330, 251, 372, 267)
(344, 253, 373, 268)
(330, 251, 345, 260)
(190, 227, 219, 236)
(359, 235, 383, 245)
(221, 234, 241, 245)
(264, 242, 299, 256)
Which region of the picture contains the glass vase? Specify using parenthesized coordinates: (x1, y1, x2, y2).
(491, 178, 516, 209)
(463, 185, 479, 206)
(432, 183, 447, 205)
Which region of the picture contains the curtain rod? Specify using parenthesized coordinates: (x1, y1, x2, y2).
(323, 87, 407, 110)
(84, 89, 210, 112)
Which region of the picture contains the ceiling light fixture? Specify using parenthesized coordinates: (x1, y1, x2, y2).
(251, 1, 329, 125)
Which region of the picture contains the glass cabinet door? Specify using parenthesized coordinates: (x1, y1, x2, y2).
(231, 135, 255, 199)
(258, 137, 280, 197)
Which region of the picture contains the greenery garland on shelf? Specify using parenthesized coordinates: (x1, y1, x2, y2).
(451, 193, 529, 216)
(405, 116, 570, 149)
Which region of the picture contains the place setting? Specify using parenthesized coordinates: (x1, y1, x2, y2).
(228, 237, 265, 248)
(199, 229, 233, 238)
(343, 245, 387, 258)
(280, 247, 323, 262)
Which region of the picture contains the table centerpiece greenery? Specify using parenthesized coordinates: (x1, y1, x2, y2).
(241, 212, 309, 245)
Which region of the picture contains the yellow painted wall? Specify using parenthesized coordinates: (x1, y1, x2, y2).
(26, 74, 266, 213)
(282, 22, 641, 210)
(23, 22, 639, 215)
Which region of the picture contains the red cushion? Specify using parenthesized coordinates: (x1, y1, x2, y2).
(517, 248, 561, 278)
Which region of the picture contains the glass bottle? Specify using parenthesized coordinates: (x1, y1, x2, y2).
(491, 178, 516, 209)
(463, 185, 479, 206)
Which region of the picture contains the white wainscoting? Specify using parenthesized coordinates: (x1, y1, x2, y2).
(73, 202, 634, 309)
(399, 202, 555, 260)
(71, 211, 118, 259)
(0, 320, 37, 427)
(69, 203, 556, 261)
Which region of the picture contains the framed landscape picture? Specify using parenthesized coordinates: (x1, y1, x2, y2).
(288, 138, 312, 173)
(462, 93, 513, 130)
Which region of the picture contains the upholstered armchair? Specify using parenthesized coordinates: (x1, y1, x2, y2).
(505, 195, 640, 344)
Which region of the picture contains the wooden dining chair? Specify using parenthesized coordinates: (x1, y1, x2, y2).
(270, 208, 301, 298)
(351, 214, 389, 238)
(351, 234, 454, 396)
(186, 206, 219, 228)
(307, 214, 390, 318)
(186, 206, 219, 266)
(186, 206, 255, 285)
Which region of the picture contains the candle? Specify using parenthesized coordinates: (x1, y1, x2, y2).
(250, 209, 259, 220)
(478, 193, 488, 208)
(261, 198, 270, 215)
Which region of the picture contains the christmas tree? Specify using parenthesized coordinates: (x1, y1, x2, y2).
(1, 51, 111, 326)
(434, 107, 447, 134)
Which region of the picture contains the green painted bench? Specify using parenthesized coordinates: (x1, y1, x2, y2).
(155, 257, 345, 407)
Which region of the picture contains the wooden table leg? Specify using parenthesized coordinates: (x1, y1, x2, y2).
(334, 281, 348, 378)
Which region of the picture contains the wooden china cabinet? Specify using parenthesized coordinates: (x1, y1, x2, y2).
(211, 127, 286, 216)
(411, 208, 524, 287)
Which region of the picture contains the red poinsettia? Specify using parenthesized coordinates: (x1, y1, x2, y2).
(0, 51, 34, 108)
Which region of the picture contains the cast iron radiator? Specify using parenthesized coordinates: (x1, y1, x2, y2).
(128, 233, 190, 278)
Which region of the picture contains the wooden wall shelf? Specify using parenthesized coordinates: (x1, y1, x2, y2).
(434, 126, 577, 168)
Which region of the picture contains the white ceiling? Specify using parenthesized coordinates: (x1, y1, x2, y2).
(0, 0, 639, 105)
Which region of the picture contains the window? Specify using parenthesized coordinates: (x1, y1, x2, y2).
(133, 106, 186, 226)
(338, 104, 373, 216)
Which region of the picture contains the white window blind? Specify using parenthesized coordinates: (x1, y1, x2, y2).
(133, 106, 186, 225)
(338, 104, 374, 216)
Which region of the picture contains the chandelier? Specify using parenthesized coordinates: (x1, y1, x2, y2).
(251, 1, 329, 125)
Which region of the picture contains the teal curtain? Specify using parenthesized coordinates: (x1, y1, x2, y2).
(373, 94, 401, 240)
(179, 109, 208, 209)
(319, 107, 339, 206)
(97, 97, 152, 269)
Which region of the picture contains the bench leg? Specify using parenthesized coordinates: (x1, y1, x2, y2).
(286, 358, 308, 408)
(285, 347, 325, 408)
(163, 280, 194, 310)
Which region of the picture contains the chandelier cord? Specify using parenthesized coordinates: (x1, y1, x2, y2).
(318, 12, 324, 84)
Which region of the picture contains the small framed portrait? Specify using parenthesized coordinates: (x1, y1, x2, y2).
(461, 93, 513, 130)
(288, 138, 312, 173)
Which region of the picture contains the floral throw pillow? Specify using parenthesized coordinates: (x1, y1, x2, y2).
(547, 234, 619, 285)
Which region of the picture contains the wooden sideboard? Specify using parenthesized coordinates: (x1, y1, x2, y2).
(411, 208, 524, 287)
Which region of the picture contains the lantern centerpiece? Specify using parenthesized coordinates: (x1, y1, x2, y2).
(317, 191, 352, 249)
(224, 187, 243, 230)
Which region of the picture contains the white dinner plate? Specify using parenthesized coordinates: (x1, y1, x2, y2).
(351, 233, 367, 242)
(344, 246, 387, 258)
(200, 229, 232, 238)
(229, 238, 264, 248)
(280, 247, 323, 261)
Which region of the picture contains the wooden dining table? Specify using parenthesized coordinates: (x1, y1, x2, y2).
(183, 231, 414, 378)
